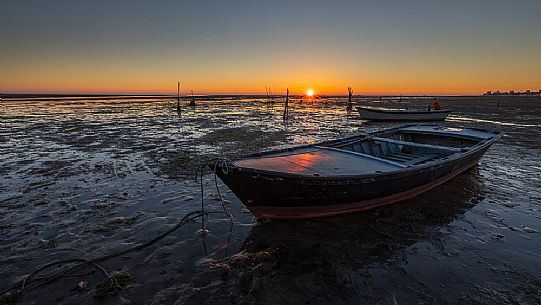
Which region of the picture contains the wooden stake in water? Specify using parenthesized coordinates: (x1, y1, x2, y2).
(347, 87, 353, 110)
(177, 82, 181, 112)
(283, 88, 289, 120)
(189, 90, 196, 106)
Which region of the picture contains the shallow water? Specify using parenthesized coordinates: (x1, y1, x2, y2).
(0, 96, 540, 304)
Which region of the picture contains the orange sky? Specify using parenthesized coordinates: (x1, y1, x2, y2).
(3, 60, 539, 96)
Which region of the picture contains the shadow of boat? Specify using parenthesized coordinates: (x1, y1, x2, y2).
(228, 166, 486, 302)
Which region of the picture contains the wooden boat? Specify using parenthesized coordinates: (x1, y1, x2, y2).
(211, 125, 501, 219)
(357, 106, 450, 121)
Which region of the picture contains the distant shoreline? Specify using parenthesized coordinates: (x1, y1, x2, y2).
(0, 93, 489, 102)
(0, 94, 172, 101)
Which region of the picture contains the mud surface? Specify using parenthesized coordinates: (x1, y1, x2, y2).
(0, 96, 540, 304)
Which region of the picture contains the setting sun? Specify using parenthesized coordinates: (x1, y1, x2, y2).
(306, 89, 314, 97)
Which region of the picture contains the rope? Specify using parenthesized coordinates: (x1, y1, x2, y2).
(199, 165, 207, 231)
(213, 160, 234, 222)
(0, 210, 225, 302)
(196, 159, 235, 257)
(2, 158, 238, 303)
(196, 158, 235, 224)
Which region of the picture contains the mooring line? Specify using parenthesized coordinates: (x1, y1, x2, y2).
(0, 210, 226, 303)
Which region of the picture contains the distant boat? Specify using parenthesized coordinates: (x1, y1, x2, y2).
(357, 106, 451, 121)
(211, 125, 501, 219)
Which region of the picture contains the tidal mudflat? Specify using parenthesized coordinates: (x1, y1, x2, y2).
(1, 96, 540, 304)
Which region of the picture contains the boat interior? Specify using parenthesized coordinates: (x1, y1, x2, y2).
(234, 126, 496, 177)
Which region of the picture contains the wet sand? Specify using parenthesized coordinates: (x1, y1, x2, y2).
(0, 96, 540, 304)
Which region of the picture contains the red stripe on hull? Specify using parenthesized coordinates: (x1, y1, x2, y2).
(248, 157, 481, 219)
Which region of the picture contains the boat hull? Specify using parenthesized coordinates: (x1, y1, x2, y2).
(215, 144, 492, 219)
(357, 107, 450, 121)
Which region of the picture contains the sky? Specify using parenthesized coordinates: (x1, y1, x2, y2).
(1, 0, 540, 95)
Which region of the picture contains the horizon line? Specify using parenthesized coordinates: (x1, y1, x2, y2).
(1, 92, 489, 98)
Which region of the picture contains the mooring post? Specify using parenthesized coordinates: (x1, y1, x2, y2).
(189, 90, 196, 106)
(283, 88, 289, 120)
(347, 87, 353, 111)
(177, 82, 181, 112)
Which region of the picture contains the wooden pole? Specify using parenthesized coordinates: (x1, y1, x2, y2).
(189, 90, 196, 106)
(347, 87, 353, 110)
(283, 88, 289, 120)
(177, 82, 181, 112)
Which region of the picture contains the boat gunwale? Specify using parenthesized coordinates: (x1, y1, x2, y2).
(218, 125, 502, 181)
(357, 106, 452, 115)
(240, 124, 498, 159)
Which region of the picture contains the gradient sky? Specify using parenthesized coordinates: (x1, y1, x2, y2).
(1, 0, 540, 95)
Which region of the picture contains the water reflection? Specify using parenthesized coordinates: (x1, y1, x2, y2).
(230, 168, 485, 301)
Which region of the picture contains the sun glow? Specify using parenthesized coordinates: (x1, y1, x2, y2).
(306, 89, 314, 97)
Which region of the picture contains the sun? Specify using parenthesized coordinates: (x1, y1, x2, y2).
(301, 88, 320, 102)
